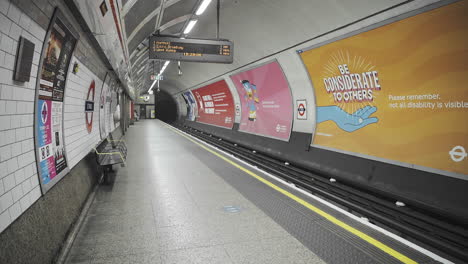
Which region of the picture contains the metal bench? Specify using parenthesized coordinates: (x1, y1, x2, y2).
(94, 134, 127, 184)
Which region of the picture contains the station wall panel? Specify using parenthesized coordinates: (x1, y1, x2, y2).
(0, 2, 126, 263)
(0, 0, 45, 233)
(63, 57, 103, 169)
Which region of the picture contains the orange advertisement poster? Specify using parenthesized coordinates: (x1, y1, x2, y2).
(300, 1, 468, 176)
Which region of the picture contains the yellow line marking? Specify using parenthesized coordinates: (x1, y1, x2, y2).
(165, 124, 417, 264)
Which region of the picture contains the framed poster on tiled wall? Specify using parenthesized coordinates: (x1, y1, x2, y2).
(34, 8, 79, 194)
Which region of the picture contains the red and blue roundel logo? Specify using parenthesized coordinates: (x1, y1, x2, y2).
(86, 80, 95, 133)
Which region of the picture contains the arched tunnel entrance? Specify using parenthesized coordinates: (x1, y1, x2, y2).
(154, 90, 178, 123)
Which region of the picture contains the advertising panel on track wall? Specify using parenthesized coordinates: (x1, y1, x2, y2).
(299, 1, 468, 177)
(192, 80, 235, 129)
(182, 91, 197, 121)
(230, 61, 293, 141)
(35, 9, 78, 193)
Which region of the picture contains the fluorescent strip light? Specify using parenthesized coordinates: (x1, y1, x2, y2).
(160, 61, 170, 74)
(136, 66, 146, 74)
(148, 80, 157, 92)
(183, 19, 198, 34)
(195, 0, 212, 15)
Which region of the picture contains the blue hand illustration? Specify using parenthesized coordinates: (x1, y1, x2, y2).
(317, 105, 378, 132)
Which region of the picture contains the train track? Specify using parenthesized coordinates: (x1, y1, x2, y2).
(174, 123, 468, 263)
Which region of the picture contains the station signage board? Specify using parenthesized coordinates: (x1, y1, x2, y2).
(149, 36, 233, 63)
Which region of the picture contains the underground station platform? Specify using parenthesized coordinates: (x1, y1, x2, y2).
(63, 121, 450, 264)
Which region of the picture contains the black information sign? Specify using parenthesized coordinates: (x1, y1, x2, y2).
(149, 36, 233, 63)
(85, 101, 94, 112)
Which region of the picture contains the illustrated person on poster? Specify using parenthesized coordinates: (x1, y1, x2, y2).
(316, 105, 378, 132)
(241, 80, 260, 121)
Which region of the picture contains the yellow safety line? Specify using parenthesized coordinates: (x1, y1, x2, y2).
(164, 124, 417, 264)
(93, 148, 126, 166)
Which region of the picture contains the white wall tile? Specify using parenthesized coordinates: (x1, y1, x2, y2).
(6, 3, 20, 24)
(0, 192, 13, 211)
(0, 145, 11, 161)
(10, 114, 20, 128)
(0, 84, 13, 100)
(18, 12, 30, 31)
(0, 34, 13, 54)
(3, 52, 14, 70)
(10, 142, 21, 157)
(0, 0, 10, 16)
(6, 157, 17, 174)
(14, 167, 24, 184)
(2, 174, 16, 192)
(5, 129, 15, 144)
(0, 162, 6, 178)
(5, 100, 15, 114)
(8, 22, 21, 41)
(11, 184, 22, 202)
(21, 177, 31, 194)
(0, 100, 5, 114)
(0, 209, 11, 233)
(0, 50, 5, 66)
(0, 13, 11, 35)
(8, 201, 21, 219)
(0, 115, 10, 130)
(15, 127, 25, 141)
(19, 193, 30, 212)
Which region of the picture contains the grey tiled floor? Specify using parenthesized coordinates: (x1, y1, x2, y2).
(65, 120, 325, 264)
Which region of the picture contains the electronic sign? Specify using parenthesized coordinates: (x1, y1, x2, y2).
(149, 36, 233, 63)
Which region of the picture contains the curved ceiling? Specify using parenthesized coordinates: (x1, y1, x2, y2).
(120, 0, 200, 95)
(117, 0, 408, 96)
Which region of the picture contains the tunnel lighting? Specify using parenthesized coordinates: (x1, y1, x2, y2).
(195, 0, 212, 15)
(148, 80, 157, 93)
(183, 20, 198, 34)
(159, 61, 170, 74)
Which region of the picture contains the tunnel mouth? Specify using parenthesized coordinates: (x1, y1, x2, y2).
(154, 90, 178, 123)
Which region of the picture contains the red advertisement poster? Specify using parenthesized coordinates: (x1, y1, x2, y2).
(230, 61, 293, 141)
(192, 80, 235, 129)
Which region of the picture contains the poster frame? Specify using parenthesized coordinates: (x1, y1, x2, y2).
(229, 58, 295, 141)
(296, 0, 466, 180)
(192, 79, 235, 130)
(33, 8, 80, 194)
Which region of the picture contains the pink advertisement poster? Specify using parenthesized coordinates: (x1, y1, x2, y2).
(230, 61, 293, 140)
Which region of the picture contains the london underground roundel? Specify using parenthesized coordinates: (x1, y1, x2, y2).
(86, 80, 95, 133)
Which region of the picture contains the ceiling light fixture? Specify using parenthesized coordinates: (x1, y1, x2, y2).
(159, 60, 170, 74)
(195, 0, 212, 15)
(183, 19, 198, 34)
(148, 61, 170, 93)
(148, 80, 157, 93)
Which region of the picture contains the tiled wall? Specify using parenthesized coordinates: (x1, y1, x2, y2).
(0, 0, 120, 234)
(64, 57, 103, 169)
(0, 0, 45, 233)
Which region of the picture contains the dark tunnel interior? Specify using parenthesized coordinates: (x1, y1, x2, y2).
(154, 90, 178, 123)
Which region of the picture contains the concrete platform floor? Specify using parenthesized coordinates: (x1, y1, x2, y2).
(65, 120, 325, 264)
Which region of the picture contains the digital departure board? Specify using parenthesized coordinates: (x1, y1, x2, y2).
(149, 36, 233, 63)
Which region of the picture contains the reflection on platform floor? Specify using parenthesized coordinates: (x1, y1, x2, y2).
(66, 120, 324, 264)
